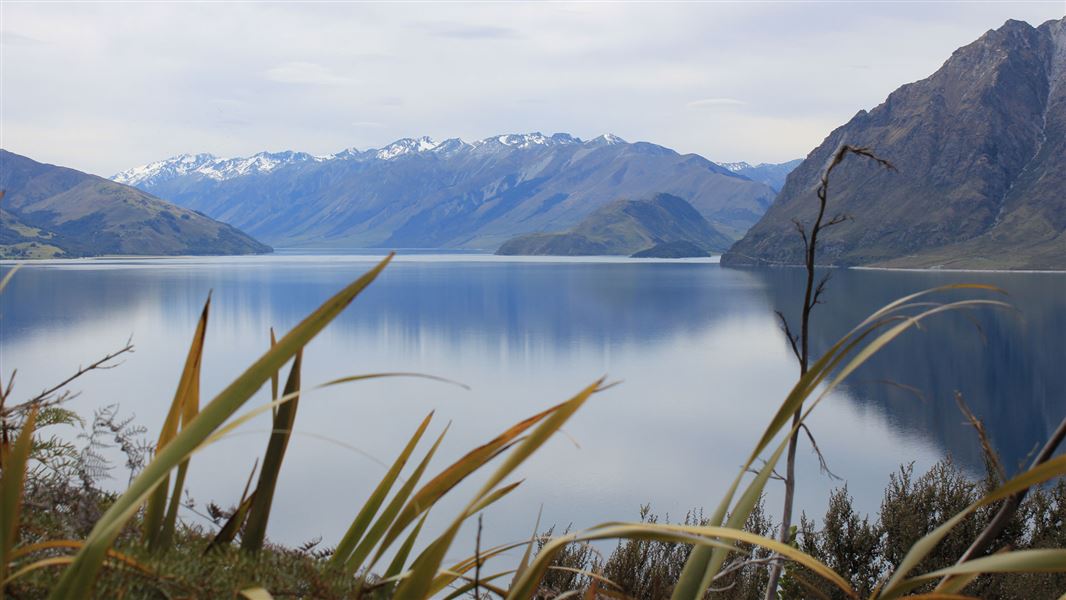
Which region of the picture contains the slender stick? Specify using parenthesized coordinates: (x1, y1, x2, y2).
(9, 339, 134, 414)
(764, 145, 894, 600)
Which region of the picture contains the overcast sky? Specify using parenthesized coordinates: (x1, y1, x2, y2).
(2, 1, 1063, 176)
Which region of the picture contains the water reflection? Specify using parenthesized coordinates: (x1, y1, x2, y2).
(744, 266, 1066, 472)
(1, 256, 1062, 551)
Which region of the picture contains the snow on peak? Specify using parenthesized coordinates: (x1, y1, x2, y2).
(111, 150, 317, 186)
(471, 132, 584, 150)
(375, 137, 441, 160)
(113, 132, 638, 187)
(719, 161, 753, 172)
(496, 133, 550, 147)
(589, 133, 625, 145)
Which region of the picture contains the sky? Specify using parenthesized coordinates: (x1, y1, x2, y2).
(2, 1, 1064, 177)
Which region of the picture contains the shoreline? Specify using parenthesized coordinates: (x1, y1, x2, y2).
(3, 251, 1064, 273)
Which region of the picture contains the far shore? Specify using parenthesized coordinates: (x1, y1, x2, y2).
(3, 250, 1065, 273)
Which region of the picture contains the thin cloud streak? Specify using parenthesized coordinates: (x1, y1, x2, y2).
(687, 98, 746, 108)
(265, 62, 353, 86)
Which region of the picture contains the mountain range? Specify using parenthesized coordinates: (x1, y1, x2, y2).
(725, 17, 1066, 270)
(114, 133, 785, 250)
(0, 150, 269, 259)
(496, 193, 729, 257)
(719, 160, 803, 193)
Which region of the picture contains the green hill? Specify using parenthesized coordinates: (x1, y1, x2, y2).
(0, 150, 270, 259)
(496, 193, 730, 256)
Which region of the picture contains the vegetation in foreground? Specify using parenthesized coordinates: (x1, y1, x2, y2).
(2, 252, 1065, 600)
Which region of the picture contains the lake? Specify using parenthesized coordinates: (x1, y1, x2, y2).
(1, 252, 1063, 559)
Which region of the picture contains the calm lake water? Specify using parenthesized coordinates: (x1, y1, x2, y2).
(1, 252, 1064, 558)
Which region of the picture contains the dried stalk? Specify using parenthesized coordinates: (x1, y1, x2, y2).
(764, 145, 895, 600)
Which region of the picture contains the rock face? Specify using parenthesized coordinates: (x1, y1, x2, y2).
(0, 150, 270, 258)
(724, 17, 1066, 270)
(496, 193, 730, 256)
(115, 133, 777, 250)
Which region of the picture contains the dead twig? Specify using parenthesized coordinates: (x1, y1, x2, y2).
(765, 144, 895, 600)
(6, 337, 134, 417)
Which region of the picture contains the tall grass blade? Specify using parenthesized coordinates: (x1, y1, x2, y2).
(0, 264, 21, 295)
(330, 412, 434, 567)
(383, 513, 428, 582)
(343, 425, 448, 575)
(48, 253, 393, 599)
(376, 402, 567, 560)
(440, 570, 514, 600)
(430, 539, 533, 596)
(509, 522, 854, 600)
(1, 407, 36, 593)
(270, 328, 278, 419)
(242, 350, 303, 553)
(206, 458, 259, 553)
(913, 549, 1066, 581)
(144, 294, 209, 550)
(468, 480, 522, 516)
(511, 505, 542, 590)
(674, 289, 1008, 600)
(395, 379, 604, 600)
(207, 491, 256, 553)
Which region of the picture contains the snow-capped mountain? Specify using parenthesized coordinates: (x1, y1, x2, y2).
(113, 132, 780, 250)
(112, 133, 612, 188)
(719, 161, 753, 173)
(716, 159, 802, 192)
(113, 150, 323, 187)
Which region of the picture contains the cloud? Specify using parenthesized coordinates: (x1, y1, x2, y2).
(423, 22, 520, 40)
(687, 98, 746, 109)
(264, 61, 352, 86)
(1, 31, 45, 46)
(4, 2, 1063, 175)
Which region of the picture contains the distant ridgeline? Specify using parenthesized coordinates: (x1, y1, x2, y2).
(114, 134, 795, 252)
(0, 150, 269, 259)
(496, 193, 729, 257)
(725, 17, 1066, 271)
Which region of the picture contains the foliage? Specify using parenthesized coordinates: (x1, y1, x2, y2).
(0, 255, 1064, 599)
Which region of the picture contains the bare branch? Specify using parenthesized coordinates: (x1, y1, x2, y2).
(746, 462, 786, 482)
(811, 272, 832, 307)
(774, 310, 801, 365)
(6, 339, 134, 416)
(800, 423, 842, 481)
(859, 379, 928, 403)
(765, 143, 896, 600)
(791, 218, 809, 254)
(823, 213, 849, 228)
(714, 556, 784, 582)
(474, 513, 483, 600)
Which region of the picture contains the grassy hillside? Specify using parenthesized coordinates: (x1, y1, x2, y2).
(496, 193, 731, 256)
(0, 150, 270, 258)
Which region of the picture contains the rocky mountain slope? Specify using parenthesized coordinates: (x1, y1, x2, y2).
(0, 150, 270, 258)
(496, 193, 729, 256)
(115, 133, 777, 250)
(724, 17, 1066, 270)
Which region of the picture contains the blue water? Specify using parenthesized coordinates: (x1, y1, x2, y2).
(1, 253, 1063, 556)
